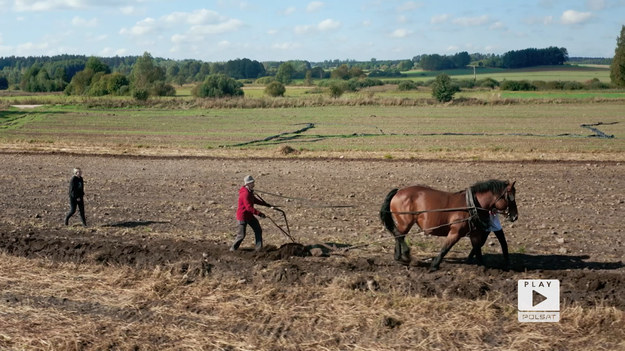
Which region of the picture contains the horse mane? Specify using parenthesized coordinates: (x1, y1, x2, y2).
(470, 179, 509, 194)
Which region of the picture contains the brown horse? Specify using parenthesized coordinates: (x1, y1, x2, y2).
(379, 179, 518, 271)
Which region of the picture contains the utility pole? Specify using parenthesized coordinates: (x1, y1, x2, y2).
(469, 64, 477, 81)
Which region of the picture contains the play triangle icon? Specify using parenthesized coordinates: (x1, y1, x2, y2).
(532, 289, 548, 307)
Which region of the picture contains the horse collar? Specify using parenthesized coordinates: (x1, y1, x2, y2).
(465, 188, 489, 232)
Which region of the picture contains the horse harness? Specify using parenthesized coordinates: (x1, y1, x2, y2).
(465, 187, 490, 233)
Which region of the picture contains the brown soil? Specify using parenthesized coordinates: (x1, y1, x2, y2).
(1, 152, 624, 349)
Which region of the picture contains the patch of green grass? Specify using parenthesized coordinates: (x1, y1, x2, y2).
(400, 65, 611, 83)
(500, 91, 625, 99)
(0, 103, 623, 156)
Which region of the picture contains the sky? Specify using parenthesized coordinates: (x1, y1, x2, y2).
(0, 0, 623, 62)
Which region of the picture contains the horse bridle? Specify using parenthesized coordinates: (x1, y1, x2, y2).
(492, 187, 515, 218)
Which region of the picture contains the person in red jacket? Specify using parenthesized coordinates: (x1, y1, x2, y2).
(230, 175, 272, 251)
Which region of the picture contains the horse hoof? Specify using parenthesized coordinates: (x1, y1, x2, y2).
(428, 266, 439, 273)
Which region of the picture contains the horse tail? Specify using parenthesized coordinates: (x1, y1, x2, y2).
(380, 188, 399, 234)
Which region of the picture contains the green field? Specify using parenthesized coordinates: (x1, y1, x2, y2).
(1, 103, 623, 160)
(401, 65, 611, 82)
(1, 65, 623, 160)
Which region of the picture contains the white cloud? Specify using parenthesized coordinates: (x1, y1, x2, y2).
(121, 9, 244, 47)
(398, 1, 423, 11)
(561, 10, 592, 24)
(398, 15, 408, 23)
(446, 45, 459, 52)
(267, 29, 278, 35)
(71, 16, 98, 27)
(283, 6, 296, 15)
(170, 34, 187, 44)
(390, 29, 411, 38)
(362, 19, 371, 26)
(306, 1, 324, 12)
(272, 42, 301, 50)
(119, 17, 157, 36)
(524, 15, 554, 25)
(431, 14, 449, 24)
(120, 6, 135, 15)
(190, 19, 244, 35)
(294, 25, 314, 35)
(452, 15, 490, 26)
(489, 21, 505, 30)
(238, 1, 250, 10)
(318, 18, 340, 31)
(100, 47, 127, 56)
(294, 19, 340, 35)
(164, 9, 222, 26)
(14, 0, 82, 11)
(17, 41, 49, 53)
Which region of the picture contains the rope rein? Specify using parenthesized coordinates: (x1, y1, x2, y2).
(255, 189, 355, 208)
(345, 217, 474, 252)
(252, 186, 513, 255)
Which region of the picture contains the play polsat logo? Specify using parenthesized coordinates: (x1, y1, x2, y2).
(517, 279, 560, 322)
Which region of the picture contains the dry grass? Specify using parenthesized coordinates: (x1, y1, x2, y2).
(1, 252, 623, 350)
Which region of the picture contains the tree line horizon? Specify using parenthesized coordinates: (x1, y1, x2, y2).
(0, 46, 609, 90)
(0, 40, 622, 100)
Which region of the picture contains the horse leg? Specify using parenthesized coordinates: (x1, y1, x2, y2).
(430, 232, 461, 272)
(391, 217, 413, 264)
(468, 231, 489, 265)
(468, 232, 486, 266)
(394, 234, 411, 264)
(493, 229, 510, 271)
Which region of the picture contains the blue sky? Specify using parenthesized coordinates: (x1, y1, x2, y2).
(0, 0, 623, 62)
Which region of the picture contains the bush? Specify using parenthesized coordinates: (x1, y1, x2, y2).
(118, 85, 130, 96)
(431, 74, 460, 102)
(455, 79, 476, 89)
(500, 80, 536, 91)
(193, 74, 244, 98)
(255, 76, 275, 85)
(265, 81, 286, 97)
(477, 78, 499, 89)
(132, 89, 149, 101)
(562, 81, 584, 90)
(398, 80, 418, 91)
(345, 77, 383, 91)
(585, 78, 610, 89)
(328, 83, 345, 98)
(151, 82, 176, 96)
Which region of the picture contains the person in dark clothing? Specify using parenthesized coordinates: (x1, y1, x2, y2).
(230, 175, 272, 252)
(64, 167, 87, 227)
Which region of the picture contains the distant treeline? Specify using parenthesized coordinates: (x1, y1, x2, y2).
(0, 46, 610, 93)
(568, 57, 612, 65)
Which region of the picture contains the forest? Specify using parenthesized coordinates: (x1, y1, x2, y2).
(0, 46, 594, 93)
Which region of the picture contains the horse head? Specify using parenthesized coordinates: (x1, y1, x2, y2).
(495, 180, 518, 222)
